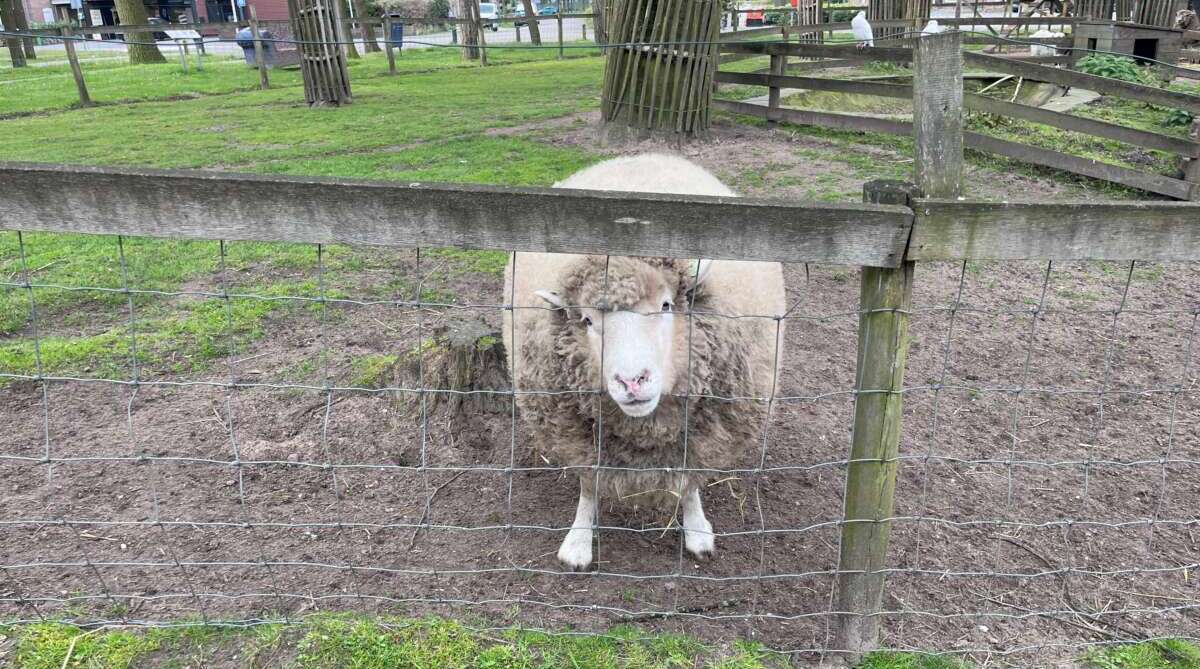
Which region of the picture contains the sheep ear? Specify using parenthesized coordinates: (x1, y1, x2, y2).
(534, 289, 566, 310)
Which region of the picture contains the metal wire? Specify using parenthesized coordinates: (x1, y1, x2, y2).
(3, 235, 1199, 662)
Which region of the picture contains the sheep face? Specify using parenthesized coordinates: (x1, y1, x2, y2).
(535, 257, 706, 418)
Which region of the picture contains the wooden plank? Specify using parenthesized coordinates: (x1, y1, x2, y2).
(914, 31, 964, 198)
(713, 98, 913, 135)
(834, 180, 918, 658)
(911, 199, 1200, 260)
(0, 162, 914, 268)
(964, 131, 1197, 199)
(720, 40, 913, 63)
(964, 93, 1200, 158)
(963, 51, 1200, 114)
(715, 70, 912, 98)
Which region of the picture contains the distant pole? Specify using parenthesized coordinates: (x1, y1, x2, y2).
(557, 7, 564, 57)
(384, 15, 397, 73)
(250, 6, 270, 89)
(62, 26, 92, 107)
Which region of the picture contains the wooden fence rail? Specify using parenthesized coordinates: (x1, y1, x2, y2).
(714, 34, 1200, 199)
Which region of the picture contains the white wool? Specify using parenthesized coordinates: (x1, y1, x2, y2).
(1030, 29, 1064, 57)
(553, 153, 736, 197)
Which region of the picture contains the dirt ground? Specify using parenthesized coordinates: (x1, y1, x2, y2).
(1, 127, 1197, 667)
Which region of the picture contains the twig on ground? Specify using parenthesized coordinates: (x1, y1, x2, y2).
(406, 470, 468, 551)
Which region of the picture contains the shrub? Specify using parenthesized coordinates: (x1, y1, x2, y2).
(1075, 54, 1147, 84)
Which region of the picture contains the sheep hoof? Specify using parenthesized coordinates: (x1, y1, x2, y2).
(684, 525, 715, 560)
(557, 532, 594, 571)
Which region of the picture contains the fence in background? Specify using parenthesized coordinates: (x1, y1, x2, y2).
(2, 32, 1200, 663)
(715, 32, 1200, 199)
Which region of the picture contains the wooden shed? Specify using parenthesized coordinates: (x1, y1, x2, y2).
(1072, 20, 1184, 78)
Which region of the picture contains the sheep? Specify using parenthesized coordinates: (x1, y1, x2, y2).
(502, 154, 786, 570)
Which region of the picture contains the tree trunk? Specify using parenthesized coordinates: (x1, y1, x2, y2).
(11, 0, 34, 59)
(113, 0, 166, 63)
(336, 0, 360, 58)
(0, 0, 28, 66)
(520, 0, 541, 44)
(456, 0, 481, 60)
(352, 0, 379, 51)
(592, 0, 607, 46)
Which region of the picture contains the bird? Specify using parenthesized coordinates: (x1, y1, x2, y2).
(921, 19, 943, 34)
(851, 11, 874, 49)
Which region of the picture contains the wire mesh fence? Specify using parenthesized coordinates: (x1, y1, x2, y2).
(1, 168, 1198, 665)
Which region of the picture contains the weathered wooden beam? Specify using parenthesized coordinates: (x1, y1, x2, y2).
(963, 51, 1200, 114)
(720, 40, 913, 63)
(0, 162, 913, 268)
(913, 31, 964, 198)
(715, 70, 912, 98)
(911, 199, 1200, 260)
(964, 131, 1197, 200)
(713, 98, 913, 135)
(965, 93, 1200, 158)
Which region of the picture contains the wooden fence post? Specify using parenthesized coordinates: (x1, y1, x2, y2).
(767, 52, 782, 123)
(384, 16, 397, 73)
(832, 29, 963, 660)
(61, 27, 92, 107)
(557, 8, 564, 57)
(250, 6, 270, 90)
(912, 30, 963, 197)
(582, 20, 587, 41)
(832, 179, 916, 659)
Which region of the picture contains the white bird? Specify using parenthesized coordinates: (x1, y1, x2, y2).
(921, 19, 943, 35)
(851, 11, 874, 48)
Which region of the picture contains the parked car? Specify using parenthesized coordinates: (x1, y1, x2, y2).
(743, 7, 765, 26)
(538, 5, 558, 14)
(512, 5, 529, 26)
(479, 2, 500, 30)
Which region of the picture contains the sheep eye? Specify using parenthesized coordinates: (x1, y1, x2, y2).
(582, 316, 593, 327)
(661, 301, 673, 312)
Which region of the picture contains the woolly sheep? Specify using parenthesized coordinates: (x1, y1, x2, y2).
(502, 154, 786, 570)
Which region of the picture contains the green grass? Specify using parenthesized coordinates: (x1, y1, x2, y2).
(0, 51, 608, 383)
(1084, 639, 1200, 669)
(0, 616, 788, 669)
(0, 43, 602, 116)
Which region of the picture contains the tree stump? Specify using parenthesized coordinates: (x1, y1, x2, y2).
(390, 320, 511, 451)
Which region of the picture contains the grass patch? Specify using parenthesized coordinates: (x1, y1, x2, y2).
(858, 651, 972, 669)
(1, 615, 789, 668)
(1084, 639, 1200, 669)
(424, 248, 511, 276)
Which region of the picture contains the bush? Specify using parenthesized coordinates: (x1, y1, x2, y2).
(1074, 54, 1147, 84)
(374, 0, 447, 18)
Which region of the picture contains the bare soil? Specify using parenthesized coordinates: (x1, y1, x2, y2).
(1, 134, 1197, 667)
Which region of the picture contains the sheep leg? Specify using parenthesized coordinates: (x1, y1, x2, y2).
(557, 478, 598, 571)
(681, 486, 715, 559)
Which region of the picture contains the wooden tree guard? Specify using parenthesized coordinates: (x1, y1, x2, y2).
(1135, 0, 1187, 27)
(289, 0, 353, 106)
(869, 0, 931, 42)
(599, 0, 723, 138)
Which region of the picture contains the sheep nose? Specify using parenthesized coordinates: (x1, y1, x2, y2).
(614, 370, 651, 395)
